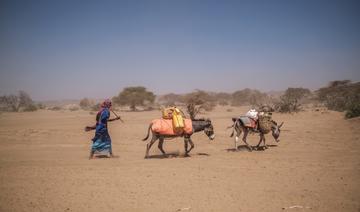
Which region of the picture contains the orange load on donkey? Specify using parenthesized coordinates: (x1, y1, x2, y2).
(150, 106, 192, 135)
(151, 118, 193, 135)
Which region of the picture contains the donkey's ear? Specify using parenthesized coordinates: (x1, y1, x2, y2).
(278, 122, 284, 128)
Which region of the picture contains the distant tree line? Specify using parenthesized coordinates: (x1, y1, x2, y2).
(4, 80, 358, 119)
(105, 82, 358, 118)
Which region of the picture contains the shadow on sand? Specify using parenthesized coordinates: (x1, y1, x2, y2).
(146, 152, 210, 159)
(226, 144, 278, 152)
(91, 155, 119, 159)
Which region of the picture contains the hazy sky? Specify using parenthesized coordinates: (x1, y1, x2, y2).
(1, 0, 359, 100)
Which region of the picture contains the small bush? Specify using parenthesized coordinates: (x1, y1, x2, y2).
(69, 106, 79, 111)
(0, 95, 19, 111)
(345, 103, 360, 119)
(37, 103, 46, 109)
(49, 106, 62, 111)
(231, 89, 268, 106)
(257, 104, 275, 112)
(91, 103, 101, 111)
(218, 100, 229, 106)
(79, 98, 93, 110)
(23, 104, 38, 112)
(275, 88, 311, 113)
(184, 90, 215, 119)
(158, 93, 185, 106)
(202, 102, 216, 111)
(317, 80, 360, 118)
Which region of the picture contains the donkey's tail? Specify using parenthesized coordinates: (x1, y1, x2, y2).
(142, 123, 153, 141)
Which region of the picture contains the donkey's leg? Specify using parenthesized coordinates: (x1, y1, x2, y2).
(145, 135, 158, 159)
(184, 136, 194, 157)
(242, 129, 252, 152)
(184, 138, 189, 155)
(158, 137, 166, 156)
(263, 135, 268, 149)
(256, 133, 263, 149)
(187, 137, 195, 155)
(234, 128, 242, 151)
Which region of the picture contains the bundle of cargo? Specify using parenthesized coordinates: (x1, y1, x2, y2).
(258, 112, 273, 133)
(161, 106, 186, 134)
(150, 118, 193, 135)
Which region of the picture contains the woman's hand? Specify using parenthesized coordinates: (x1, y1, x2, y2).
(85, 126, 96, 131)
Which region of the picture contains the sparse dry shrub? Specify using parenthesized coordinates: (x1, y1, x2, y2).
(91, 103, 101, 111)
(184, 90, 216, 119)
(218, 100, 229, 106)
(49, 106, 62, 111)
(23, 104, 38, 112)
(37, 103, 46, 109)
(231, 89, 268, 106)
(69, 105, 80, 111)
(214, 92, 232, 106)
(345, 103, 360, 119)
(158, 93, 185, 106)
(317, 80, 360, 118)
(0, 91, 37, 112)
(0, 95, 19, 111)
(275, 87, 311, 113)
(18, 91, 36, 110)
(79, 98, 94, 110)
(257, 104, 275, 112)
(113, 86, 156, 111)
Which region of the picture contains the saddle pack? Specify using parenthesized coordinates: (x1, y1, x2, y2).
(151, 118, 193, 135)
(161, 106, 186, 132)
(238, 116, 257, 128)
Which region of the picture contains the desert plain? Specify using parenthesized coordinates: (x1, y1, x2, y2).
(0, 106, 359, 212)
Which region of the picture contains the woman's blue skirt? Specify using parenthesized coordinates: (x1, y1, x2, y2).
(91, 132, 112, 154)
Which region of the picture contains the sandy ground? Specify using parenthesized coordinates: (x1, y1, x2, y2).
(0, 106, 359, 212)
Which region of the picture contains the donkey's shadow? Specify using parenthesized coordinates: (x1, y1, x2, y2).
(146, 152, 180, 159)
(226, 144, 278, 152)
(146, 152, 210, 159)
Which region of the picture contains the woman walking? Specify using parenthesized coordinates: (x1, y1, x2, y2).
(85, 99, 120, 159)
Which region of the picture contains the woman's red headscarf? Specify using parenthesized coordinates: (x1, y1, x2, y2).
(100, 99, 112, 109)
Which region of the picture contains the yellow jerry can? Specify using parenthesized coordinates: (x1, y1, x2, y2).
(162, 107, 174, 119)
(172, 108, 185, 129)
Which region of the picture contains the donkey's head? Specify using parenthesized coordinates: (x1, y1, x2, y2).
(271, 121, 283, 142)
(203, 119, 215, 140)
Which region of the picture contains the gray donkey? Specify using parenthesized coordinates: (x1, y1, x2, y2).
(142, 119, 215, 158)
(229, 117, 283, 151)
